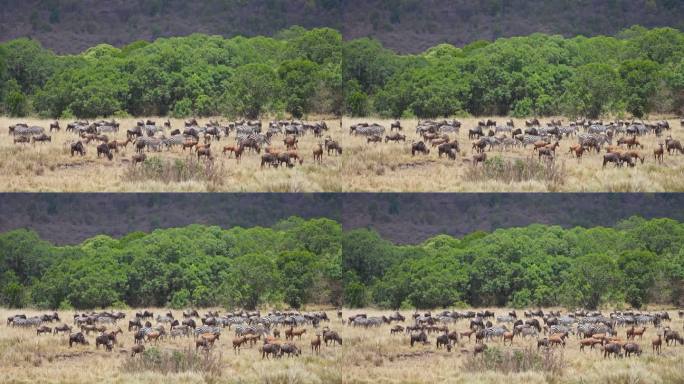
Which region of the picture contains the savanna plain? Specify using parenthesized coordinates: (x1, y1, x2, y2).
(1, 307, 683, 384)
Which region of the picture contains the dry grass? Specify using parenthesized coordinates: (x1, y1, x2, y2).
(1, 307, 682, 384)
(341, 117, 684, 192)
(0, 117, 342, 192)
(0, 307, 343, 384)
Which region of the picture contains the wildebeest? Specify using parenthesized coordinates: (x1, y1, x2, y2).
(96, 143, 113, 160)
(69, 332, 88, 347)
(411, 141, 429, 156)
(260, 343, 281, 359)
(603, 342, 623, 358)
(410, 331, 428, 347)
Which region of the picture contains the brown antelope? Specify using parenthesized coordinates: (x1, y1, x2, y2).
(311, 334, 321, 354)
(652, 334, 662, 355)
(654, 143, 664, 163)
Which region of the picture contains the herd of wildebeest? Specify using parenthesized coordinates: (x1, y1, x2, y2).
(5, 307, 684, 361)
(351, 118, 684, 167)
(7, 118, 341, 169)
(8, 117, 684, 173)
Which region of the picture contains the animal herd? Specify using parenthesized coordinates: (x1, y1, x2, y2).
(8, 118, 339, 170)
(344, 308, 683, 359)
(5, 309, 341, 360)
(352, 118, 683, 168)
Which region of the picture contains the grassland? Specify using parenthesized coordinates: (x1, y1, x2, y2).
(342, 117, 684, 192)
(3, 116, 684, 192)
(1, 307, 683, 384)
(0, 117, 342, 192)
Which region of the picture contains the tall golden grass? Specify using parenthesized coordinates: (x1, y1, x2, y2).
(3, 116, 683, 191)
(342, 117, 684, 192)
(1, 307, 682, 384)
(0, 117, 342, 192)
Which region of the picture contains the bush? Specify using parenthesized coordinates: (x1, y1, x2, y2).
(464, 156, 566, 191)
(463, 346, 565, 375)
(121, 347, 222, 378)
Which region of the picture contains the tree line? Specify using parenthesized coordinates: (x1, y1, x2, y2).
(0, 217, 341, 310)
(1, 216, 682, 310)
(343, 26, 684, 118)
(0, 27, 342, 119)
(343, 216, 683, 310)
(2, 26, 683, 120)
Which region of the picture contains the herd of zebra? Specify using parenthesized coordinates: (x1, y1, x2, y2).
(8, 118, 335, 169)
(5, 308, 342, 358)
(351, 118, 684, 167)
(345, 308, 684, 358)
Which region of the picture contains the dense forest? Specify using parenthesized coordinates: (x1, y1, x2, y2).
(344, 26, 684, 118)
(0, 218, 342, 310)
(343, 217, 684, 310)
(0, 27, 342, 118)
(1, 217, 682, 311)
(2, 26, 682, 119)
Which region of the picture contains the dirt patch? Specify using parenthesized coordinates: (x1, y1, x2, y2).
(393, 160, 437, 170)
(51, 351, 95, 360)
(386, 350, 435, 361)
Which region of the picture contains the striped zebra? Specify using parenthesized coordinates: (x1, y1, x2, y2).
(557, 316, 575, 326)
(494, 125, 512, 134)
(96, 125, 119, 134)
(547, 325, 573, 335)
(13, 126, 45, 137)
(351, 124, 385, 136)
(234, 324, 266, 336)
(237, 133, 270, 147)
(438, 124, 460, 134)
(558, 126, 578, 137)
(194, 325, 221, 336)
(11, 317, 42, 327)
(143, 125, 164, 136)
(236, 125, 261, 135)
(136, 136, 163, 151)
(578, 133, 611, 147)
(588, 125, 611, 134)
(96, 316, 116, 324)
(496, 315, 516, 323)
(484, 326, 508, 340)
(626, 124, 649, 136)
(517, 134, 548, 147)
(161, 135, 187, 149)
(155, 315, 174, 324)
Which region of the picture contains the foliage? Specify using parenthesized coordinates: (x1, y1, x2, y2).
(344, 27, 684, 118)
(1, 28, 342, 118)
(343, 218, 684, 309)
(0, 218, 341, 309)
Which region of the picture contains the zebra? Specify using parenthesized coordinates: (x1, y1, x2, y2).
(13, 126, 45, 137)
(236, 125, 261, 135)
(484, 326, 508, 340)
(626, 124, 649, 136)
(557, 316, 575, 326)
(195, 325, 221, 337)
(136, 136, 163, 152)
(484, 136, 502, 150)
(170, 326, 191, 339)
(156, 314, 174, 324)
(517, 134, 548, 147)
(501, 137, 519, 150)
(143, 125, 164, 136)
(96, 316, 116, 324)
(496, 315, 516, 324)
(237, 132, 270, 147)
(495, 125, 512, 134)
(234, 324, 266, 336)
(161, 135, 187, 149)
(558, 126, 578, 137)
(438, 124, 460, 134)
(351, 124, 385, 136)
(11, 317, 42, 327)
(514, 325, 539, 338)
(546, 325, 573, 335)
(96, 125, 119, 134)
(578, 133, 611, 147)
(588, 125, 611, 135)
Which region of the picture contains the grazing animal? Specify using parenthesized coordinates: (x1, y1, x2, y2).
(311, 334, 322, 354)
(197, 147, 212, 161)
(131, 344, 145, 357)
(69, 332, 88, 347)
(603, 343, 623, 358)
(652, 335, 662, 355)
(323, 329, 342, 346)
(654, 143, 664, 163)
(410, 331, 428, 347)
(411, 141, 429, 156)
(70, 141, 86, 156)
(473, 343, 487, 356)
(623, 342, 642, 357)
(313, 143, 323, 163)
(260, 343, 281, 359)
(472, 152, 487, 165)
(132, 153, 146, 165)
(96, 143, 113, 160)
(603, 152, 623, 168)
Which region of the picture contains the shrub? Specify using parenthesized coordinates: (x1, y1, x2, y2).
(121, 347, 222, 378)
(463, 346, 565, 375)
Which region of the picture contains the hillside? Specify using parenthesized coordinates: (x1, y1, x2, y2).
(0, 0, 682, 53)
